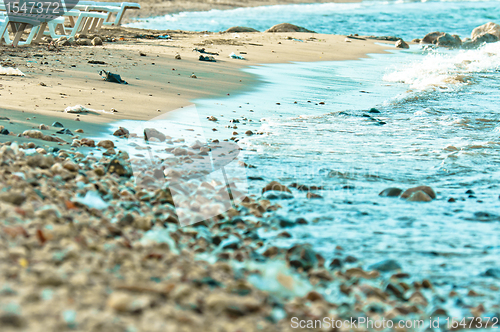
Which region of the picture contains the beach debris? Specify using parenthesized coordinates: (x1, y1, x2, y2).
(346, 35, 366, 40)
(56, 128, 73, 136)
(366, 35, 401, 41)
(199, 55, 216, 62)
(64, 105, 112, 114)
(395, 39, 409, 49)
(193, 47, 219, 56)
(88, 60, 106, 65)
(139, 52, 147, 56)
(266, 23, 315, 33)
(207, 116, 218, 121)
(229, 52, 245, 60)
(75, 129, 84, 133)
(157, 34, 171, 39)
(0, 66, 25, 76)
(75, 191, 108, 210)
(174, 53, 181, 59)
(99, 70, 128, 84)
(38, 124, 50, 130)
(191, 74, 197, 78)
(225, 26, 259, 33)
(52, 121, 64, 128)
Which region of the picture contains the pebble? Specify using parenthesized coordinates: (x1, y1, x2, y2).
(38, 124, 50, 130)
(97, 140, 115, 149)
(22, 130, 44, 139)
(91, 37, 103, 46)
(113, 127, 129, 137)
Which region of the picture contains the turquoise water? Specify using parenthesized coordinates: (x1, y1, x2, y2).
(128, 0, 500, 40)
(121, 0, 500, 307)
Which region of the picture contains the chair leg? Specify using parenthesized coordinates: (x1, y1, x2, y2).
(81, 17, 92, 34)
(0, 22, 9, 45)
(115, 7, 126, 26)
(12, 23, 27, 47)
(33, 23, 46, 43)
(89, 17, 99, 33)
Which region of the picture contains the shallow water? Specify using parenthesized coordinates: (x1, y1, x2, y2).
(121, 0, 500, 307)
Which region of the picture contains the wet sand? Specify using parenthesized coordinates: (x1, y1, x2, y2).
(1, 26, 392, 131)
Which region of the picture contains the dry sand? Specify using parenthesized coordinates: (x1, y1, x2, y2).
(1, 26, 393, 135)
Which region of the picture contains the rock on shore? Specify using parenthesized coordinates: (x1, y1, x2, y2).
(266, 23, 315, 33)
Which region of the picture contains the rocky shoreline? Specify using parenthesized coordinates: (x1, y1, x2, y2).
(0, 120, 497, 330)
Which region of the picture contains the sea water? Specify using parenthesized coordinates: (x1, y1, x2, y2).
(123, 0, 500, 305)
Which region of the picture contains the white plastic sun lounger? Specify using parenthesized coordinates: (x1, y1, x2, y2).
(74, 1, 140, 26)
(0, 10, 59, 46)
(46, 9, 108, 38)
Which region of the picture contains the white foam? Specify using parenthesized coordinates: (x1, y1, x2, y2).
(384, 42, 500, 91)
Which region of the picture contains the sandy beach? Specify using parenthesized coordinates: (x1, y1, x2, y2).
(1, 26, 390, 128)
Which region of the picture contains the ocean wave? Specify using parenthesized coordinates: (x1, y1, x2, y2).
(383, 42, 500, 92)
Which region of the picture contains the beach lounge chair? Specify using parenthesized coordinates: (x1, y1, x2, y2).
(74, 1, 140, 26)
(0, 10, 56, 46)
(0, 1, 108, 43)
(45, 9, 108, 39)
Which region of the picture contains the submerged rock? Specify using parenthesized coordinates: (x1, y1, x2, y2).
(262, 181, 291, 194)
(406, 190, 432, 202)
(481, 268, 500, 278)
(379, 187, 403, 197)
(401, 186, 436, 199)
(369, 259, 402, 272)
(263, 190, 293, 200)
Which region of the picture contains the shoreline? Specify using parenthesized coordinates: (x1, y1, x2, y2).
(0, 20, 498, 331)
(1, 26, 394, 141)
